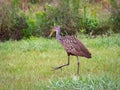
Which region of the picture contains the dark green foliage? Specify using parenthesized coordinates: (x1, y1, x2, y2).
(21, 11, 50, 38)
(0, 0, 120, 40)
(84, 16, 110, 35)
(0, 0, 27, 41)
(110, 0, 120, 32)
(46, 0, 81, 35)
(21, 0, 81, 37)
(35, 11, 49, 36)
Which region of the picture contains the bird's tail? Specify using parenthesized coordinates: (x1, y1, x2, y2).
(86, 52, 91, 58)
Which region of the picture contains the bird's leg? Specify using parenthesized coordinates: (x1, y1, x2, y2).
(77, 56, 80, 75)
(54, 55, 70, 70)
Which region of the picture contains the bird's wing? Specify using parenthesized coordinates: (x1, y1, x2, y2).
(73, 37, 91, 57)
(61, 36, 91, 58)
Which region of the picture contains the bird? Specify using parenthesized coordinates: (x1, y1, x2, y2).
(49, 26, 91, 74)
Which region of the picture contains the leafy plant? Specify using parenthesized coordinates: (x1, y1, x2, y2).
(110, 0, 120, 32)
(0, 0, 26, 40)
(46, 0, 81, 35)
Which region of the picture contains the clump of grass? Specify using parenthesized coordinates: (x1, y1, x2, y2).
(48, 75, 120, 90)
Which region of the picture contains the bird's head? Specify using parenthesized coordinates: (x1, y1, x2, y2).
(49, 26, 60, 37)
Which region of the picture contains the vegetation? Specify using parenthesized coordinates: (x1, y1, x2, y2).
(0, 0, 120, 41)
(0, 0, 120, 89)
(110, 0, 120, 32)
(0, 34, 120, 89)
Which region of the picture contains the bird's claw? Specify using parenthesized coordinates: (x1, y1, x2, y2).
(52, 66, 62, 71)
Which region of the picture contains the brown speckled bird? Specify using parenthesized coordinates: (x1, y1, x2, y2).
(49, 26, 91, 74)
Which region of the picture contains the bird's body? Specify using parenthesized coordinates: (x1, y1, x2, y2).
(60, 35, 91, 58)
(49, 26, 91, 74)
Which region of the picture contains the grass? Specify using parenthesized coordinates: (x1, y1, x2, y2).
(0, 34, 120, 90)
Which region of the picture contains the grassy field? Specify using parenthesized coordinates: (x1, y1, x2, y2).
(0, 34, 120, 90)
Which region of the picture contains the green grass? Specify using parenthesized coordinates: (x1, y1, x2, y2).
(0, 34, 120, 90)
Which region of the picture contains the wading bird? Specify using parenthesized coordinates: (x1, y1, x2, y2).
(49, 26, 91, 74)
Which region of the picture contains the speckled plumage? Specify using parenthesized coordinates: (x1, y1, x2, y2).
(60, 35, 91, 58)
(53, 25, 91, 58)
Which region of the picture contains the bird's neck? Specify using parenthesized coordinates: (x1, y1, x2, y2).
(56, 29, 61, 42)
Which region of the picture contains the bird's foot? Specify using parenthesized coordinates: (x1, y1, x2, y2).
(52, 66, 62, 71)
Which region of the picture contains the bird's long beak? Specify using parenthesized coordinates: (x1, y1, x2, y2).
(49, 29, 55, 37)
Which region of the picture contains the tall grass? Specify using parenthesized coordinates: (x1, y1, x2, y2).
(0, 34, 120, 89)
